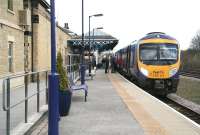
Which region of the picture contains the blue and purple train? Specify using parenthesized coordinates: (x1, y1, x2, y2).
(115, 32, 181, 96)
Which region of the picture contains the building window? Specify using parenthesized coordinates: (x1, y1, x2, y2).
(8, 42, 14, 72)
(8, 0, 13, 11)
(23, 0, 29, 9)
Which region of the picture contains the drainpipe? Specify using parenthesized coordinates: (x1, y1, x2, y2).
(31, 0, 34, 81)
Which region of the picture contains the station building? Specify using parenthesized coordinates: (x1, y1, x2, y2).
(0, 0, 26, 88)
(0, 0, 76, 89)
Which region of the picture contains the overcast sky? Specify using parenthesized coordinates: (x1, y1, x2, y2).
(47, 0, 200, 50)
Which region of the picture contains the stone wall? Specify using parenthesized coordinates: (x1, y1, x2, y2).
(32, 2, 71, 72)
(56, 26, 71, 64)
(32, 7, 51, 71)
(0, 0, 23, 23)
(0, 0, 25, 91)
(0, 26, 24, 75)
(0, 0, 72, 90)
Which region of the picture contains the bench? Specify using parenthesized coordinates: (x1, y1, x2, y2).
(69, 76, 88, 102)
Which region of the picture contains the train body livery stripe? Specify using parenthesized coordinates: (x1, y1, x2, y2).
(139, 39, 178, 44)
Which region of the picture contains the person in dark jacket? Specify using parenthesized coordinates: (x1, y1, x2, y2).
(105, 56, 109, 73)
(111, 55, 116, 73)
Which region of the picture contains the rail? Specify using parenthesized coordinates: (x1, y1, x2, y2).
(2, 70, 49, 135)
(179, 70, 200, 79)
(162, 96, 200, 124)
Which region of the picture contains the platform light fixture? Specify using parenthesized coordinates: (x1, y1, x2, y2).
(88, 14, 103, 75)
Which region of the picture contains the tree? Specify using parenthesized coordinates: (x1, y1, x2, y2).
(56, 52, 69, 90)
(181, 31, 200, 70)
(190, 31, 200, 50)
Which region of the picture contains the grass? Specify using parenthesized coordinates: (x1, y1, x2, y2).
(176, 77, 200, 105)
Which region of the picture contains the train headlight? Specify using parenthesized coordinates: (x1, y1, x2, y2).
(169, 68, 177, 77)
(140, 67, 149, 76)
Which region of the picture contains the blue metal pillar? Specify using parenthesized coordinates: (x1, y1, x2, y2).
(48, 0, 59, 135)
(80, 0, 85, 85)
(80, 64, 85, 84)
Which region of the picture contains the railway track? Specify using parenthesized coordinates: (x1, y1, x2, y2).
(158, 96, 200, 124)
(180, 70, 200, 79)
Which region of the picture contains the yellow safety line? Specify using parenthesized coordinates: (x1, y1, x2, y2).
(108, 74, 169, 135)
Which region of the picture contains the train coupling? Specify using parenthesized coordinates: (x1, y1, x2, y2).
(154, 80, 165, 89)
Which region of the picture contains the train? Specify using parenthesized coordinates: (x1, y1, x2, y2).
(115, 32, 180, 96)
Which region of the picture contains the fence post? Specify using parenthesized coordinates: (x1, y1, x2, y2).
(46, 71, 48, 104)
(25, 74, 28, 123)
(73, 65, 75, 80)
(6, 79, 10, 135)
(37, 73, 40, 112)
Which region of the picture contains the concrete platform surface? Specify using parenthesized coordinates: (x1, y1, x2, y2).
(31, 70, 200, 135)
(108, 73, 200, 135)
(31, 70, 144, 135)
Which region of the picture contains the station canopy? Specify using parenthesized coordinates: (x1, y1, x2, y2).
(68, 29, 118, 52)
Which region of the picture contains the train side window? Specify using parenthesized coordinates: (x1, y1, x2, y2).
(130, 46, 135, 66)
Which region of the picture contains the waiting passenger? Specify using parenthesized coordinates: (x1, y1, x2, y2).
(105, 56, 109, 74)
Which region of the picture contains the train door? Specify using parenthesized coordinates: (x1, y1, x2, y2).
(127, 46, 131, 75)
(119, 50, 123, 69)
(130, 45, 136, 77)
(122, 49, 126, 72)
(126, 47, 129, 73)
(134, 44, 139, 76)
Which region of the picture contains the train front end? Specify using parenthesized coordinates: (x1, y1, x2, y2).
(137, 33, 180, 95)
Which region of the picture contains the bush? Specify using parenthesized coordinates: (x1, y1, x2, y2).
(181, 50, 200, 70)
(56, 52, 69, 91)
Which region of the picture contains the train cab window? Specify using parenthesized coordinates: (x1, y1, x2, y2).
(159, 45, 178, 60)
(139, 43, 178, 65)
(140, 45, 158, 60)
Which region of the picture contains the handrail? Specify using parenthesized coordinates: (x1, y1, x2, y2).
(2, 87, 46, 111)
(2, 70, 49, 110)
(0, 72, 25, 80)
(2, 79, 6, 111)
(1, 65, 80, 135)
(2, 70, 49, 80)
(65, 63, 80, 67)
(1, 70, 49, 135)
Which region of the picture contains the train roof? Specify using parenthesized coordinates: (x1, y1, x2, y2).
(115, 32, 178, 53)
(140, 32, 176, 41)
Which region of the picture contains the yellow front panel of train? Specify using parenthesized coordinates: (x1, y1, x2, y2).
(138, 38, 180, 79)
(138, 61, 180, 79)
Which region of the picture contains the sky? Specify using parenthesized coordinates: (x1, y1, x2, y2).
(47, 0, 200, 51)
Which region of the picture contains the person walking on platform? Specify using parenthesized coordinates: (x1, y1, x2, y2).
(105, 56, 109, 73)
(111, 55, 115, 73)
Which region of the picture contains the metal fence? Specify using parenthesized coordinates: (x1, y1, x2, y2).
(2, 70, 49, 135)
(65, 63, 81, 82)
(1, 64, 81, 135)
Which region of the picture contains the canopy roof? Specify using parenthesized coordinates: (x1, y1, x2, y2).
(68, 29, 118, 52)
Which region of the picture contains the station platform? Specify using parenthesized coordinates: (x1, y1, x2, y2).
(31, 70, 200, 135)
